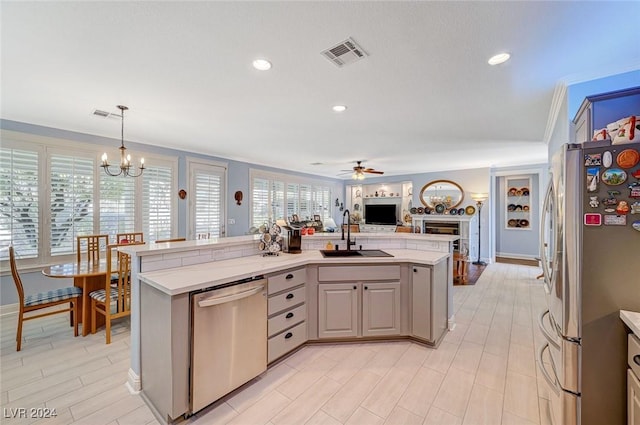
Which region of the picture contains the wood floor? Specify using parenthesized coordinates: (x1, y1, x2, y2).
(1, 262, 551, 425)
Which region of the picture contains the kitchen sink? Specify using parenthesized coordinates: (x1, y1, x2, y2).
(319, 249, 393, 258)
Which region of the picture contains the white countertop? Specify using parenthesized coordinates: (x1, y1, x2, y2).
(120, 232, 459, 257)
(621, 310, 640, 336)
(139, 249, 449, 296)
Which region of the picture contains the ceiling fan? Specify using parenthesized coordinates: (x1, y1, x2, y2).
(341, 161, 384, 180)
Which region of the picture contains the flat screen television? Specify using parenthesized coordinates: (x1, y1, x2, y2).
(364, 204, 397, 225)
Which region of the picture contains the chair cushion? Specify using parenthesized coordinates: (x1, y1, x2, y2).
(24, 286, 82, 307)
(89, 287, 121, 303)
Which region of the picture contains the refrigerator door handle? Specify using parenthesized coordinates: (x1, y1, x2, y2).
(538, 309, 561, 350)
(539, 180, 554, 295)
(538, 342, 561, 395)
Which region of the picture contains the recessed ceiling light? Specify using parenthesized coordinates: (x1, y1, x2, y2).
(488, 53, 510, 66)
(332, 105, 347, 112)
(252, 59, 272, 71)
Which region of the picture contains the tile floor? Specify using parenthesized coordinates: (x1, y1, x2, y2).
(1, 262, 552, 425)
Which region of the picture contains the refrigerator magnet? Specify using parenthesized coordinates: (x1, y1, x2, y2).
(616, 201, 630, 214)
(586, 167, 600, 192)
(603, 215, 626, 226)
(584, 213, 602, 226)
(631, 202, 640, 214)
(585, 153, 602, 166)
(632, 221, 640, 232)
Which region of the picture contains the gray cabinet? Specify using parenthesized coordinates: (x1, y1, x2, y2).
(267, 267, 307, 363)
(318, 283, 358, 338)
(629, 333, 640, 425)
(411, 263, 447, 344)
(317, 265, 403, 339)
(362, 282, 401, 337)
(572, 86, 640, 143)
(318, 281, 401, 339)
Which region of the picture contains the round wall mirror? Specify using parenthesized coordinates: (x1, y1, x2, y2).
(419, 180, 464, 209)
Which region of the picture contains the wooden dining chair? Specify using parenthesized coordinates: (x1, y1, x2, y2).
(89, 242, 143, 344)
(154, 237, 186, 243)
(453, 251, 468, 284)
(116, 232, 144, 244)
(76, 234, 109, 263)
(9, 246, 82, 351)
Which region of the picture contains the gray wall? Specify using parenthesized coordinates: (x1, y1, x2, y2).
(361, 168, 492, 262)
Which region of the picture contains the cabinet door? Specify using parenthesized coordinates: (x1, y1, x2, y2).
(411, 265, 432, 341)
(318, 283, 358, 338)
(362, 282, 401, 337)
(630, 369, 640, 425)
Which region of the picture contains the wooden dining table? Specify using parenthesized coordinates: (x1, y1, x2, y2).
(42, 260, 108, 336)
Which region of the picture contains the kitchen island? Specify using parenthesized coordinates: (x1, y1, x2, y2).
(120, 233, 458, 423)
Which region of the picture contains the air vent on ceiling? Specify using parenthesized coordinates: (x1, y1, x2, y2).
(321, 37, 368, 68)
(93, 109, 122, 119)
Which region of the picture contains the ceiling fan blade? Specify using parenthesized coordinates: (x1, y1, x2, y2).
(364, 170, 384, 174)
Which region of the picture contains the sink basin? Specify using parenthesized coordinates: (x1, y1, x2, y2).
(319, 249, 393, 258)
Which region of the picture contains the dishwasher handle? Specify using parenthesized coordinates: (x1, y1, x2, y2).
(198, 285, 265, 308)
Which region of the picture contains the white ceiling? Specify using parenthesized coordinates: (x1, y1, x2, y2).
(2, 1, 639, 179)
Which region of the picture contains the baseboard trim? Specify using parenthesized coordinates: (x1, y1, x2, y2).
(496, 255, 539, 266)
(126, 368, 141, 394)
(448, 315, 456, 331)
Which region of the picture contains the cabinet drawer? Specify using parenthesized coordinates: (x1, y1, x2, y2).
(268, 268, 305, 295)
(268, 321, 307, 363)
(630, 333, 640, 378)
(268, 304, 306, 337)
(268, 285, 305, 315)
(318, 265, 400, 282)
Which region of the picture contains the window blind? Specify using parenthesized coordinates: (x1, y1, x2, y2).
(100, 173, 136, 240)
(194, 171, 222, 237)
(50, 154, 94, 256)
(0, 148, 39, 259)
(143, 165, 173, 241)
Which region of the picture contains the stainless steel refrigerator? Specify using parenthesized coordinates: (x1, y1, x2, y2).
(538, 140, 640, 425)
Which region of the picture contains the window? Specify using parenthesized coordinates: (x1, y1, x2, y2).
(143, 165, 173, 241)
(188, 159, 226, 238)
(0, 146, 40, 259)
(250, 169, 338, 227)
(0, 131, 178, 265)
(99, 171, 136, 239)
(50, 153, 94, 256)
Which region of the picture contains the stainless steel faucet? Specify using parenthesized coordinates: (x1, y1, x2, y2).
(342, 209, 356, 251)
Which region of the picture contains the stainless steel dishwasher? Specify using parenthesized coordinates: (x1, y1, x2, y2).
(190, 276, 267, 414)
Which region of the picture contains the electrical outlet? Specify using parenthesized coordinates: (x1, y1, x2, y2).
(227, 218, 235, 225)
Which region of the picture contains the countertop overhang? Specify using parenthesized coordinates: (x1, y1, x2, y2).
(620, 310, 640, 336)
(139, 249, 450, 296)
(120, 232, 460, 257)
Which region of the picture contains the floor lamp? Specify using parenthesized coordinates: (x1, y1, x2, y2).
(471, 193, 488, 266)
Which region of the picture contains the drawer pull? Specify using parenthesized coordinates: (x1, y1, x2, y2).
(634, 355, 640, 366)
(414, 268, 417, 273)
(286, 293, 294, 300)
(353, 285, 357, 290)
(286, 273, 294, 279)
(286, 312, 294, 319)
(364, 286, 368, 290)
(285, 332, 293, 339)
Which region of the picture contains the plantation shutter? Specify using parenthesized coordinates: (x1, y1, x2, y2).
(286, 183, 299, 221)
(193, 170, 223, 237)
(143, 165, 173, 241)
(270, 180, 285, 223)
(0, 147, 39, 259)
(50, 154, 94, 256)
(252, 177, 270, 228)
(100, 173, 136, 241)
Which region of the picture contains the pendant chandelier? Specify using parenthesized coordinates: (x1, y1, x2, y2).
(100, 105, 145, 177)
